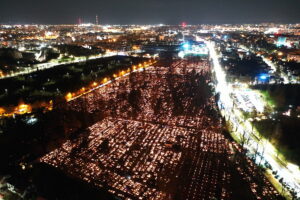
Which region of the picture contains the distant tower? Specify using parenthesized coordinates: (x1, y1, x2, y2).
(95, 15, 99, 25)
(78, 17, 82, 25)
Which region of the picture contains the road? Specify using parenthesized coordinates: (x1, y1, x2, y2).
(0, 51, 122, 80)
(207, 40, 300, 199)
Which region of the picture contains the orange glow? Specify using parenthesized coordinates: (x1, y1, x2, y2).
(64, 62, 152, 104)
(132, 45, 140, 50)
(47, 100, 53, 111)
(102, 77, 108, 83)
(15, 104, 32, 115)
(0, 107, 5, 115)
(120, 70, 125, 76)
(65, 92, 73, 101)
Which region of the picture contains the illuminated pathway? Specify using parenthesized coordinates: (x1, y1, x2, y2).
(0, 51, 121, 80)
(207, 40, 300, 198)
(66, 61, 155, 102)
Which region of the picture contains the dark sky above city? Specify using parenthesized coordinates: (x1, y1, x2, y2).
(0, 0, 299, 24)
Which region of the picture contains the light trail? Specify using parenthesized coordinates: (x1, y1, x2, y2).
(207, 40, 300, 198)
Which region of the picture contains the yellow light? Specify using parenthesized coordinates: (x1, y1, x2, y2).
(15, 104, 32, 114)
(0, 107, 5, 115)
(65, 92, 72, 101)
(132, 45, 140, 50)
(92, 82, 98, 87)
(47, 100, 53, 111)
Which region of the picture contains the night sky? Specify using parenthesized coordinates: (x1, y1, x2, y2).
(0, 0, 299, 24)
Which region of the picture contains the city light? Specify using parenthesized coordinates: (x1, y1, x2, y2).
(0, 20, 300, 200)
(14, 104, 32, 115)
(258, 73, 269, 81)
(182, 42, 190, 50)
(208, 40, 300, 198)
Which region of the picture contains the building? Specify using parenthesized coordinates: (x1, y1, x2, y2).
(287, 51, 300, 63)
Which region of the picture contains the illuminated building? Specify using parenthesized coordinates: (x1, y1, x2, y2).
(287, 51, 300, 63)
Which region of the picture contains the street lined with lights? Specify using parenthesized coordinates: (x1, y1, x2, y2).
(0, 51, 122, 80)
(207, 40, 300, 198)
